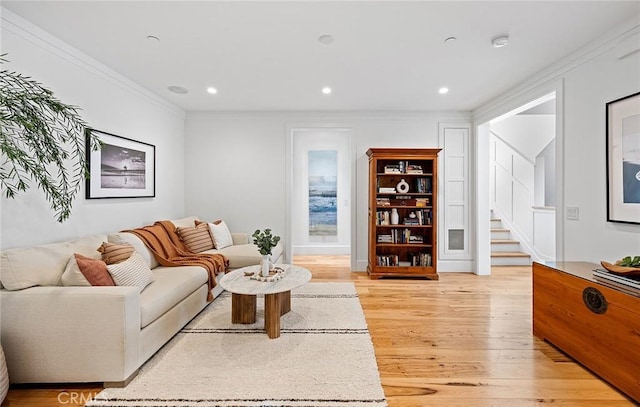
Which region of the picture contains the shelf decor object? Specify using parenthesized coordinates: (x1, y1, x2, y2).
(367, 148, 441, 279)
(606, 91, 640, 224)
(86, 129, 155, 199)
(396, 178, 409, 193)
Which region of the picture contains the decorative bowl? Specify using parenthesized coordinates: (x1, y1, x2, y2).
(600, 261, 640, 276)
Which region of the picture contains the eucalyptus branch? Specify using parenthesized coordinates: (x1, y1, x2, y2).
(252, 229, 281, 256)
(0, 56, 100, 222)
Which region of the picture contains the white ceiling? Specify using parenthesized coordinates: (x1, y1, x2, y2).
(3, 1, 639, 112)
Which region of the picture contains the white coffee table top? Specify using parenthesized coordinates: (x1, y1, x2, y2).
(219, 264, 312, 295)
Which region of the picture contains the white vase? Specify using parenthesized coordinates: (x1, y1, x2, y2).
(391, 208, 399, 225)
(261, 255, 270, 277)
(396, 178, 409, 193)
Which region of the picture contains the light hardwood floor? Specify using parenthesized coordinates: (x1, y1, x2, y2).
(3, 256, 635, 406)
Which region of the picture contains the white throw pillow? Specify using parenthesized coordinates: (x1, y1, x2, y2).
(208, 221, 233, 249)
(106, 252, 154, 292)
(61, 256, 91, 286)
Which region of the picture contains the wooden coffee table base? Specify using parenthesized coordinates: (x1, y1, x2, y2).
(231, 291, 292, 339)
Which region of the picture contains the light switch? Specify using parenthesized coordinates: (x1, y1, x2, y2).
(567, 207, 579, 220)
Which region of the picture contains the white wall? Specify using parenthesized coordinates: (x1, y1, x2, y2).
(491, 115, 555, 161)
(0, 10, 186, 249)
(475, 19, 640, 264)
(185, 112, 471, 271)
(563, 42, 640, 262)
(492, 136, 535, 239)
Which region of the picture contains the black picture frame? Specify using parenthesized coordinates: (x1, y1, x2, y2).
(86, 129, 155, 199)
(606, 91, 640, 224)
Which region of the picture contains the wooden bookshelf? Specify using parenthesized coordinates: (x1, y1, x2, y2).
(366, 148, 441, 279)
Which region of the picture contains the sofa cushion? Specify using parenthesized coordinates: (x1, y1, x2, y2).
(98, 242, 135, 264)
(139, 265, 208, 328)
(176, 223, 214, 253)
(108, 232, 159, 269)
(169, 216, 199, 229)
(202, 241, 283, 269)
(0, 234, 108, 290)
(62, 254, 115, 286)
(208, 221, 233, 250)
(106, 252, 154, 292)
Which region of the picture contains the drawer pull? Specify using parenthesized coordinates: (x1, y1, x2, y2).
(583, 287, 608, 314)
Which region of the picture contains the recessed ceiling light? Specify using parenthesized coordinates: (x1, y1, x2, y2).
(322, 87, 332, 94)
(444, 36, 457, 44)
(146, 35, 160, 42)
(207, 87, 217, 95)
(168, 85, 188, 94)
(438, 87, 449, 94)
(318, 34, 334, 45)
(491, 35, 509, 48)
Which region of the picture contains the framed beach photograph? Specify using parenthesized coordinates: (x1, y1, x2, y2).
(606, 91, 640, 224)
(86, 130, 155, 199)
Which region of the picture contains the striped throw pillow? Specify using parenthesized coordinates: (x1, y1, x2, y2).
(177, 222, 214, 253)
(106, 252, 154, 292)
(98, 242, 135, 264)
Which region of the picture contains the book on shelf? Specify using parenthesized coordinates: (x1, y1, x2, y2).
(376, 197, 391, 206)
(403, 217, 420, 225)
(376, 228, 420, 244)
(384, 165, 401, 174)
(408, 235, 424, 243)
(391, 198, 416, 206)
(376, 210, 391, 225)
(410, 252, 432, 267)
(376, 254, 400, 267)
(593, 269, 640, 297)
(378, 187, 396, 193)
(415, 198, 429, 207)
(398, 209, 432, 225)
(415, 178, 432, 193)
(406, 164, 423, 174)
(377, 234, 393, 243)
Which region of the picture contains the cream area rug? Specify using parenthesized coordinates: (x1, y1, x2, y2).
(86, 282, 387, 407)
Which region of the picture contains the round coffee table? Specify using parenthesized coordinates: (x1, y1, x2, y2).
(219, 264, 312, 338)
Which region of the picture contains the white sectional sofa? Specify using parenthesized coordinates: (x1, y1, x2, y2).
(0, 216, 283, 385)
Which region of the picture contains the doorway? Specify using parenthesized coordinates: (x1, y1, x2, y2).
(475, 85, 563, 275)
(289, 128, 352, 267)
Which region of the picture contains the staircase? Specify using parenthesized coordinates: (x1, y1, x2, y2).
(491, 213, 531, 266)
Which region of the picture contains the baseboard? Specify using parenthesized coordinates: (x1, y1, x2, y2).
(436, 260, 475, 273)
(292, 245, 350, 255)
(355, 259, 368, 272)
(103, 369, 138, 388)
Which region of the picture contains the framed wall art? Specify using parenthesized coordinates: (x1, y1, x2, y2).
(86, 130, 155, 199)
(606, 91, 640, 224)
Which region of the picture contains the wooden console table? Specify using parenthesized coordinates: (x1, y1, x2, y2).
(533, 261, 640, 403)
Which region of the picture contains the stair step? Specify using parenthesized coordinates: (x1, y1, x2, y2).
(491, 251, 530, 258)
(491, 239, 519, 244)
(491, 228, 509, 232)
(490, 218, 501, 222)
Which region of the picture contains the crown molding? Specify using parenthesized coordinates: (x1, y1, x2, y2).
(186, 110, 472, 122)
(1, 8, 185, 119)
(473, 17, 640, 122)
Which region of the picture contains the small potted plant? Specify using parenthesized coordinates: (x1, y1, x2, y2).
(252, 229, 281, 276)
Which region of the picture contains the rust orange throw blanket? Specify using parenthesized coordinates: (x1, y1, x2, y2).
(126, 220, 228, 302)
